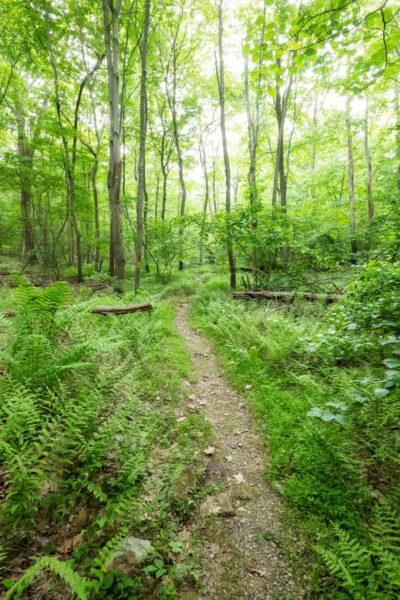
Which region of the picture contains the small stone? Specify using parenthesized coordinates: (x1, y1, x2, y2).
(108, 537, 154, 576)
(169, 469, 198, 500)
(200, 493, 235, 517)
(229, 482, 258, 501)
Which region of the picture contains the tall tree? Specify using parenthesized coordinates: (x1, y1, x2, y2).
(346, 96, 357, 254)
(135, 0, 151, 294)
(216, 0, 236, 289)
(363, 96, 374, 228)
(102, 0, 125, 280)
(6, 80, 51, 262)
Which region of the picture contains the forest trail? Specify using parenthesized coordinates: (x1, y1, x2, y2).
(175, 301, 301, 600)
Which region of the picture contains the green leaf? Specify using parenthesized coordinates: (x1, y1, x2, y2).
(321, 411, 335, 421)
(307, 407, 323, 417)
(382, 358, 400, 369)
(266, 87, 276, 98)
(156, 568, 166, 579)
(334, 414, 350, 426)
(255, 14, 265, 26)
(381, 335, 398, 345)
(101, 573, 114, 590)
(374, 388, 390, 397)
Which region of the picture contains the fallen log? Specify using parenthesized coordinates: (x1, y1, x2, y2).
(92, 302, 153, 315)
(233, 291, 340, 304)
(1, 302, 153, 318)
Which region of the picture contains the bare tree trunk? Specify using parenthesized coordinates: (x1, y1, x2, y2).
(155, 175, 160, 221)
(15, 86, 51, 262)
(18, 144, 35, 260)
(395, 80, 400, 192)
(158, 103, 173, 222)
(346, 96, 357, 254)
(144, 181, 149, 272)
(199, 135, 209, 264)
(134, 0, 150, 294)
(244, 55, 258, 275)
(170, 50, 187, 271)
(311, 92, 318, 200)
(212, 155, 218, 213)
(271, 57, 294, 214)
(103, 0, 125, 281)
(216, 0, 236, 288)
(364, 96, 374, 251)
(161, 166, 168, 221)
(91, 158, 100, 271)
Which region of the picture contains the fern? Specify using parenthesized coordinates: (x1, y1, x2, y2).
(4, 556, 90, 600)
(318, 508, 400, 599)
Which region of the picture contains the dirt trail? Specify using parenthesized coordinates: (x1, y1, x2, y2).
(175, 301, 302, 600)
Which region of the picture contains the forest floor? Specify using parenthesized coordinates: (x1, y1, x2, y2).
(175, 300, 303, 600)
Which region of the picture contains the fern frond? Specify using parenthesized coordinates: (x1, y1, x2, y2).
(4, 556, 89, 600)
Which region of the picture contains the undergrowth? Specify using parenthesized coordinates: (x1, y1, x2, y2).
(0, 276, 208, 599)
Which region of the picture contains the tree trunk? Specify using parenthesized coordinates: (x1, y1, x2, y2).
(364, 96, 374, 251)
(134, 0, 150, 294)
(155, 175, 160, 221)
(103, 0, 125, 281)
(311, 92, 318, 200)
(170, 51, 187, 271)
(15, 86, 51, 263)
(212, 156, 217, 213)
(91, 158, 101, 271)
(199, 136, 209, 265)
(161, 165, 168, 221)
(346, 96, 357, 254)
(395, 80, 400, 192)
(271, 60, 294, 215)
(244, 55, 258, 275)
(216, 0, 236, 288)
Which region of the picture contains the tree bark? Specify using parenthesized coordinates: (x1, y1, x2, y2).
(14, 85, 51, 262)
(346, 96, 357, 254)
(363, 96, 374, 251)
(395, 79, 400, 192)
(311, 92, 318, 200)
(199, 133, 210, 264)
(135, 0, 150, 294)
(169, 45, 187, 271)
(91, 159, 101, 271)
(244, 55, 258, 275)
(2, 302, 153, 318)
(103, 0, 125, 281)
(216, 0, 236, 289)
